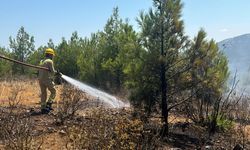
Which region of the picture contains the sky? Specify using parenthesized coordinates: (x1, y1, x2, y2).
(0, 0, 250, 48)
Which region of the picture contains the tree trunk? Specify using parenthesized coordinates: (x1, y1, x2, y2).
(21, 51, 25, 74)
(205, 100, 209, 122)
(199, 98, 204, 123)
(209, 99, 220, 134)
(116, 69, 121, 92)
(161, 62, 168, 136)
(160, 1, 168, 136)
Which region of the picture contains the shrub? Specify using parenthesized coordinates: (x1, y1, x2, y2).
(56, 84, 87, 125)
(209, 114, 234, 132)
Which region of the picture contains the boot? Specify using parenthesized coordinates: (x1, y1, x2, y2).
(41, 108, 51, 114)
(46, 101, 53, 111)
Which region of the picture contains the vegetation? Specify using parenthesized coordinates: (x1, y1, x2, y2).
(0, 0, 249, 149)
(0, 47, 12, 77)
(9, 26, 35, 74)
(0, 0, 232, 133)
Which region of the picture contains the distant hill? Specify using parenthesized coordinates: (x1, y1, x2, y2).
(218, 34, 250, 93)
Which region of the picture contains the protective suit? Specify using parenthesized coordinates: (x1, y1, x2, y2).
(38, 48, 56, 113)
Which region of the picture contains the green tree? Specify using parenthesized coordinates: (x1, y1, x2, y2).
(133, 0, 188, 135)
(27, 46, 44, 66)
(115, 22, 144, 88)
(77, 9, 143, 92)
(95, 7, 143, 93)
(77, 33, 102, 86)
(98, 7, 123, 90)
(55, 32, 81, 77)
(47, 39, 55, 50)
(0, 47, 12, 77)
(9, 26, 35, 74)
(186, 29, 229, 124)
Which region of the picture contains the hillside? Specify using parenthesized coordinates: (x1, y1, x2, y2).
(218, 34, 250, 93)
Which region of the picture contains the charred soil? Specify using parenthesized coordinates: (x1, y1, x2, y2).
(0, 80, 249, 149)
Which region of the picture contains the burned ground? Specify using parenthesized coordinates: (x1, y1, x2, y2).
(0, 80, 249, 149)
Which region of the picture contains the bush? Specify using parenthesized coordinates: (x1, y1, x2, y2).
(209, 114, 234, 132)
(217, 117, 234, 131)
(0, 109, 42, 150)
(56, 84, 87, 125)
(65, 108, 144, 150)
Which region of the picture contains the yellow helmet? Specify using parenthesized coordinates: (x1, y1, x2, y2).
(45, 48, 55, 56)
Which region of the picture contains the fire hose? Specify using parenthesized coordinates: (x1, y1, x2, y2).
(0, 54, 62, 84)
(0, 54, 49, 71)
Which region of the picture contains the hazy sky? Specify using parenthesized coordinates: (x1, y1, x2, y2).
(1, 0, 250, 48)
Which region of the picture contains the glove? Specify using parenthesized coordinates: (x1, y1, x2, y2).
(54, 70, 62, 85)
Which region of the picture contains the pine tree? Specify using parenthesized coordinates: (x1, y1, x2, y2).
(133, 0, 188, 135)
(9, 26, 35, 74)
(55, 32, 81, 77)
(0, 47, 12, 76)
(186, 29, 229, 123)
(77, 33, 102, 86)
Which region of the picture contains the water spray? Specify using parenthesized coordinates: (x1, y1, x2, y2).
(61, 74, 129, 108)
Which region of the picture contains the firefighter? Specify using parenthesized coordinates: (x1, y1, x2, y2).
(38, 48, 56, 114)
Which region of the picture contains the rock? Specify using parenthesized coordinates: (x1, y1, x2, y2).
(55, 118, 63, 125)
(47, 127, 56, 133)
(59, 129, 66, 135)
(216, 140, 220, 143)
(233, 144, 243, 150)
(205, 145, 212, 149)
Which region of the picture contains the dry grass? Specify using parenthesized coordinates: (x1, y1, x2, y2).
(0, 79, 62, 107)
(0, 79, 249, 149)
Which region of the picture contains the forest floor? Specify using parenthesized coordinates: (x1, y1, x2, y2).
(0, 79, 249, 150)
